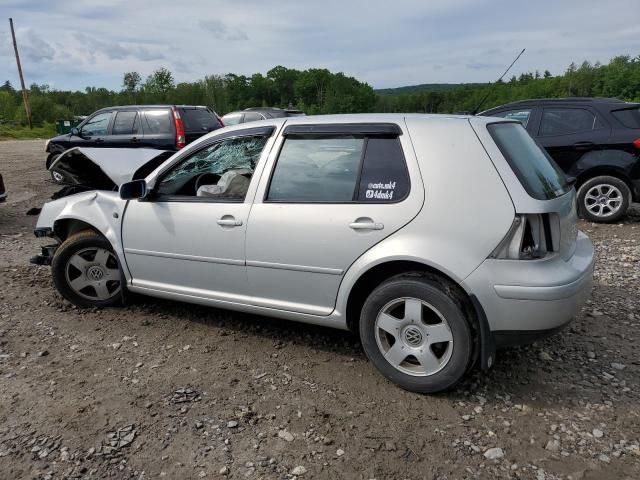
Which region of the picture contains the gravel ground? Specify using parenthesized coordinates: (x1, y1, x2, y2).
(1, 139, 639, 480)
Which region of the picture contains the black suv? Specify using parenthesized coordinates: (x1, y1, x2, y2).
(481, 98, 640, 222)
(45, 105, 223, 183)
(221, 107, 305, 126)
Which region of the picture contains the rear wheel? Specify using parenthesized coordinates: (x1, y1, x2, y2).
(359, 274, 472, 393)
(577, 175, 630, 223)
(51, 231, 123, 308)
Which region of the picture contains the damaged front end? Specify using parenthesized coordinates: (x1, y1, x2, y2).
(32, 147, 173, 267)
(48, 147, 172, 199)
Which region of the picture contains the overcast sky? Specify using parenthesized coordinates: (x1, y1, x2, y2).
(0, 0, 638, 91)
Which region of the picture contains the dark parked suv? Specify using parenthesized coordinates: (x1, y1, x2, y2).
(45, 105, 224, 183)
(481, 98, 640, 222)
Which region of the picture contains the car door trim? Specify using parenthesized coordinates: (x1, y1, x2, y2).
(124, 248, 244, 266)
(246, 260, 344, 275)
(283, 123, 402, 136)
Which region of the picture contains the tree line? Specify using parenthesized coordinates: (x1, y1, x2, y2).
(0, 55, 638, 129)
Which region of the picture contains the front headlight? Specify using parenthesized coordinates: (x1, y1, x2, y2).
(44, 139, 50, 152)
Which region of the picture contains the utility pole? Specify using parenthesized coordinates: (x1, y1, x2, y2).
(9, 18, 33, 129)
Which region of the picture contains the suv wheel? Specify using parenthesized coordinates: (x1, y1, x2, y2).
(577, 175, 631, 223)
(46, 153, 64, 184)
(51, 231, 123, 308)
(359, 274, 472, 393)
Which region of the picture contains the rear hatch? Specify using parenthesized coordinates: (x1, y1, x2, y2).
(177, 107, 223, 144)
(472, 119, 578, 261)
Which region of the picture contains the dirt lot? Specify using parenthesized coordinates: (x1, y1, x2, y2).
(0, 139, 639, 480)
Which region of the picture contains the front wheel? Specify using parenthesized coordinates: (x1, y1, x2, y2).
(46, 153, 64, 184)
(577, 176, 631, 223)
(359, 274, 472, 393)
(51, 231, 123, 308)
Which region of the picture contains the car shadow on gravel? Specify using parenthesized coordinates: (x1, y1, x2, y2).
(121, 293, 582, 402)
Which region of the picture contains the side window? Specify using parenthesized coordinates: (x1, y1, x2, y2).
(540, 108, 600, 136)
(112, 111, 139, 135)
(267, 135, 409, 203)
(81, 112, 112, 136)
(143, 109, 172, 134)
(358, 138, 409, 202)
(491, 109, 532, 128)
(156, 135, 269, 200)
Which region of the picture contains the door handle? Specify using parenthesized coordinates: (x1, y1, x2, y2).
(217, 216, 243, 227)
(131, 136, 139, 142)
(349, 218, 384, 231)
(573, 141, 594, 151)
(94, 138, 104, 143)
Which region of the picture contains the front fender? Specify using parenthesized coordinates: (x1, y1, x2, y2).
(36, 191, 130, 279)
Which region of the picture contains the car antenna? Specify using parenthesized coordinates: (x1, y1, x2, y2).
(471, 48, 526, 115)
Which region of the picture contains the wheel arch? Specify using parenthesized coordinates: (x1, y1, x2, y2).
(575, 166, 634, 193)
(344, 259, 488, 371)
(53, 218, 104, 242)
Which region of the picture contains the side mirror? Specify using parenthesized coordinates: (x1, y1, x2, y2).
(119, 179, 148, 200)
(70, 127, 80, 136)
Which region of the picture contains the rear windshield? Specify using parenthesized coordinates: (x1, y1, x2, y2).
(180, 108, 221, 132)
(487, 122, 570, 200)
(611, 107, 640, 129)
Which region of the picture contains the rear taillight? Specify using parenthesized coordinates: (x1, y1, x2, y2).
(633, 138, 640, 150)
(489, 214, 556, 260)
(173, 108, 186, 149)
(216, 114, 224, 127)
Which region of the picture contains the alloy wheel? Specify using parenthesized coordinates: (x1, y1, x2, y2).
(64, 247, 121, 301)
(584, 183, 623, 218)
(374, 297, 454, 376)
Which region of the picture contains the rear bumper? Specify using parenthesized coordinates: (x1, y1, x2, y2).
(463, 231, 594, 343)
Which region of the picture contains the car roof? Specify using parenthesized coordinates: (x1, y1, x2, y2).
(95, 105, 211, 112)
(481, 97, 631, 114)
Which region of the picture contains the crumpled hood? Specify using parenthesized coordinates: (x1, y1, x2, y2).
(49, 147, 172, 189)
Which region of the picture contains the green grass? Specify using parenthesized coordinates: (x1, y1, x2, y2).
(0, 122, 56, 140)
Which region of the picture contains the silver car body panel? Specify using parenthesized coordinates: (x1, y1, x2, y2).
(35, 113, 594, 336)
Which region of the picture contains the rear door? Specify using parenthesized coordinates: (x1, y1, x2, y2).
(245, 122, 424, 315)
(104, 109, 143, 148)
(536, 106, 611, 172)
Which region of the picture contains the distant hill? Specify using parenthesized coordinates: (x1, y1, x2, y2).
(375, 83, 487, 96)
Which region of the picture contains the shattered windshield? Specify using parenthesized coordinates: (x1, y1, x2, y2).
(157, 136, 268, 196)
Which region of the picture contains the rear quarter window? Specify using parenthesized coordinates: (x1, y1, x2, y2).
(143, 109, 172, 134)
(488, 122, 569, 200)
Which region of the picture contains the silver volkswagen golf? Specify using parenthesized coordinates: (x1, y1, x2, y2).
(32, 114, 594, 393)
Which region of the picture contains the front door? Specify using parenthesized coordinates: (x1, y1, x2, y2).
(78, 110, 113, 147)
(122, 127, 276, 301)
(245, 123, 424, 315)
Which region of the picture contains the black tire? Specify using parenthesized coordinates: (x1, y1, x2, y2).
(359, 274, 472, 394)
(577, 175, 631, 223)
(51, 230, 123, 308)
(46, 153, 64, 184)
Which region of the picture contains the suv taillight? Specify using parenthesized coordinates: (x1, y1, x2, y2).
(489, 214, 555, 260)
(173, 108, 186, 149)
(633, 138, 640, 150)
(215, 113, 224, 127)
